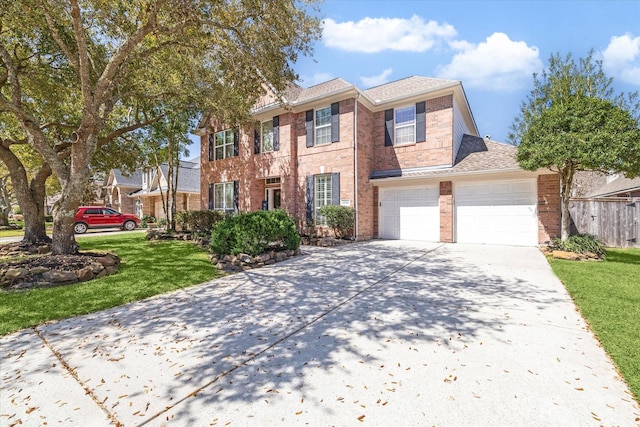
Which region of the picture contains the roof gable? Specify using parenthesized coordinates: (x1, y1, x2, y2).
(362, 76, 458, 104)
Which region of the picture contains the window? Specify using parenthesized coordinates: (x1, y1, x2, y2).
(395, 105, 416, 145)
(314, 174, 332, 225)
(266, 177, 281, 185)
(214, 182, 235, 213)
(214, 129, 235, 160)
(261, 120, 274, 152)
(315, 107, 331, 145)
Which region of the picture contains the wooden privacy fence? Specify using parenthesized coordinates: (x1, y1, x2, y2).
(569, 198, 639, 247)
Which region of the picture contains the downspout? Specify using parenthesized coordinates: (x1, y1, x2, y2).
(354, 93, 360, 240)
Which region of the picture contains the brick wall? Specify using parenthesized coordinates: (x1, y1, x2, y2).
(537, 173, 561, 243)
(355, 101, 375, 239)
(439, 181, 453, 242)
(295, 99, 357, 231)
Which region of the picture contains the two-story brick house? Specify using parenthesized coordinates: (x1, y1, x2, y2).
(199, 76, 560, 246)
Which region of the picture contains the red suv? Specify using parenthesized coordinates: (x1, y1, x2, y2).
(74, 206, 141, 234)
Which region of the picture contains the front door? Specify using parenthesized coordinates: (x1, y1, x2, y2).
(265, 188, 282, 210)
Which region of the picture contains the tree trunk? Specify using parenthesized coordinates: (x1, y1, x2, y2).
(559, 166, 575, 241)
(50, 139, 94, 255)
(0, 145, 51, 243)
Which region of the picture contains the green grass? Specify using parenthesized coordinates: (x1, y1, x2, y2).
(549, 248, 640, 401)
(0, 233, 220, 335)
(0, 221, 52, 238)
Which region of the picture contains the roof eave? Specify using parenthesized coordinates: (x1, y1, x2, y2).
(370, 167, 544, 183)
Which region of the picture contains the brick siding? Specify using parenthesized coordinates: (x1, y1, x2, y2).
(537, 173, 561, 243)
(439, 181, 453, 242)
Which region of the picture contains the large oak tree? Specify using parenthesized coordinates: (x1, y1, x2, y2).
(509, 52, 640, 240)
(1, 0, 320, 254)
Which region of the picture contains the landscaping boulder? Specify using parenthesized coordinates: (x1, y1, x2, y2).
(552, 250, 581, 260)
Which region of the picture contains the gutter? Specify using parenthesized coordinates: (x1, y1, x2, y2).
(354, 92, 360, 240)
(370, 167, 536, 183)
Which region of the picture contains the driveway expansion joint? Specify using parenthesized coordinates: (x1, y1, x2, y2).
(34, 327, 123, 426)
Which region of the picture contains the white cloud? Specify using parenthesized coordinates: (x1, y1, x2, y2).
(300, 72, 334, 87)
(437, 32, 542, 91)
(322, 15, 456, 53)
(360, 68, 393, 87)
(602, 33, 640, 86)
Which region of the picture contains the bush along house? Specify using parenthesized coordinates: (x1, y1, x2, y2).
(197, 76, 560, 246)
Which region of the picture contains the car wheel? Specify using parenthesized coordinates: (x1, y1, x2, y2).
(74, 222, 88, 234)
(123, 220, 137, 231)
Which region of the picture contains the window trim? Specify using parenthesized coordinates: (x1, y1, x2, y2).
(261, 120, 274, 153)
(213, 182, 235, 213)
(314, 174, 332, 225)
(394, 105, 416, 146)
(214, 129, 235, 160)
(314, 106, 332, 146)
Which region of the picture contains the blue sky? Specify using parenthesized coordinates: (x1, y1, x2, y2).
(187, 0, 640, 156)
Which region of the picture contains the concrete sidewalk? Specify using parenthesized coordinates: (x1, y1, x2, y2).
(1, 241, 638, 426)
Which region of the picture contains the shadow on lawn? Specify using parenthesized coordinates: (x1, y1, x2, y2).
(19, 241, 565, 426)
(605, 248, 640, 265)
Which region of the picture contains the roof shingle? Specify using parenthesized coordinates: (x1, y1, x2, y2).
(363, 76, 458, 103)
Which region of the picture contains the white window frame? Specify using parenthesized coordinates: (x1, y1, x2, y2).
(315, 106, 331, 146)
(261, 120, 274, 153)
(394, 105, 416, 146)
(314, 174, 332, 225)
(214, 129, 235, 160)
(213, 182, 234, 213)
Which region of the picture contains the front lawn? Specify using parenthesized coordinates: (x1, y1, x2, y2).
(0, 233, 220, 335)
(549, 248, 640, 401)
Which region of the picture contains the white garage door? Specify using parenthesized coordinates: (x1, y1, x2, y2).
(379, 186, 439, 241)
(455, 179, 537, 246)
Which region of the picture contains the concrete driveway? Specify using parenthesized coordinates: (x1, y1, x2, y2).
(1, 241, 638, 426)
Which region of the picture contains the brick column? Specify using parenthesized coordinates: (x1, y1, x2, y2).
(537, 174, 561, 243)
(439, 181, 453, 243)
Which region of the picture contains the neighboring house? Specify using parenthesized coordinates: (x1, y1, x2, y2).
(104, 159, 201, 219)
(198, 76, 561, 246)
(588, 174, 640, 198)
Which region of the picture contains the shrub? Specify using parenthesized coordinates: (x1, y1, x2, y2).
(176, 210, 225, 235)
(552, 234, 606, 258)
(318, 205, 355, 239)
(210, 210, 300, 256)
(141, 215, 156, 228)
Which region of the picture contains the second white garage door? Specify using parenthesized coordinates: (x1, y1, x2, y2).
(379, 186, 439, 241)
(455, 179, 537, 246)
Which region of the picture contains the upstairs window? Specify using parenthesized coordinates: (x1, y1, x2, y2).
(395, 106, 416, 145)
(384, 102, 425, 146)
(214, 129, 236, 160)
(315, 107, 331, 145)
(261, 120, 274, 152)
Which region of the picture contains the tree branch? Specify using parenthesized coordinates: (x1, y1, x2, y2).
(69, 0, 93, 105)
(40, 2, 80, 71)
(98, 115, 165, 146)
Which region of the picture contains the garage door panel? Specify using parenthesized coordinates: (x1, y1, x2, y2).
(380, 187, 439, 241)
(456, 180, 537, 246)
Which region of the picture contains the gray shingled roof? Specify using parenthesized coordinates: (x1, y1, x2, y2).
(371, 135, 521, 179)
(158, 162, 201, 193)
(113, 169, 143, 188)
(589, 175, 640, 197)
(363, 76, 458, 103)
(293, 78, 353, 104)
